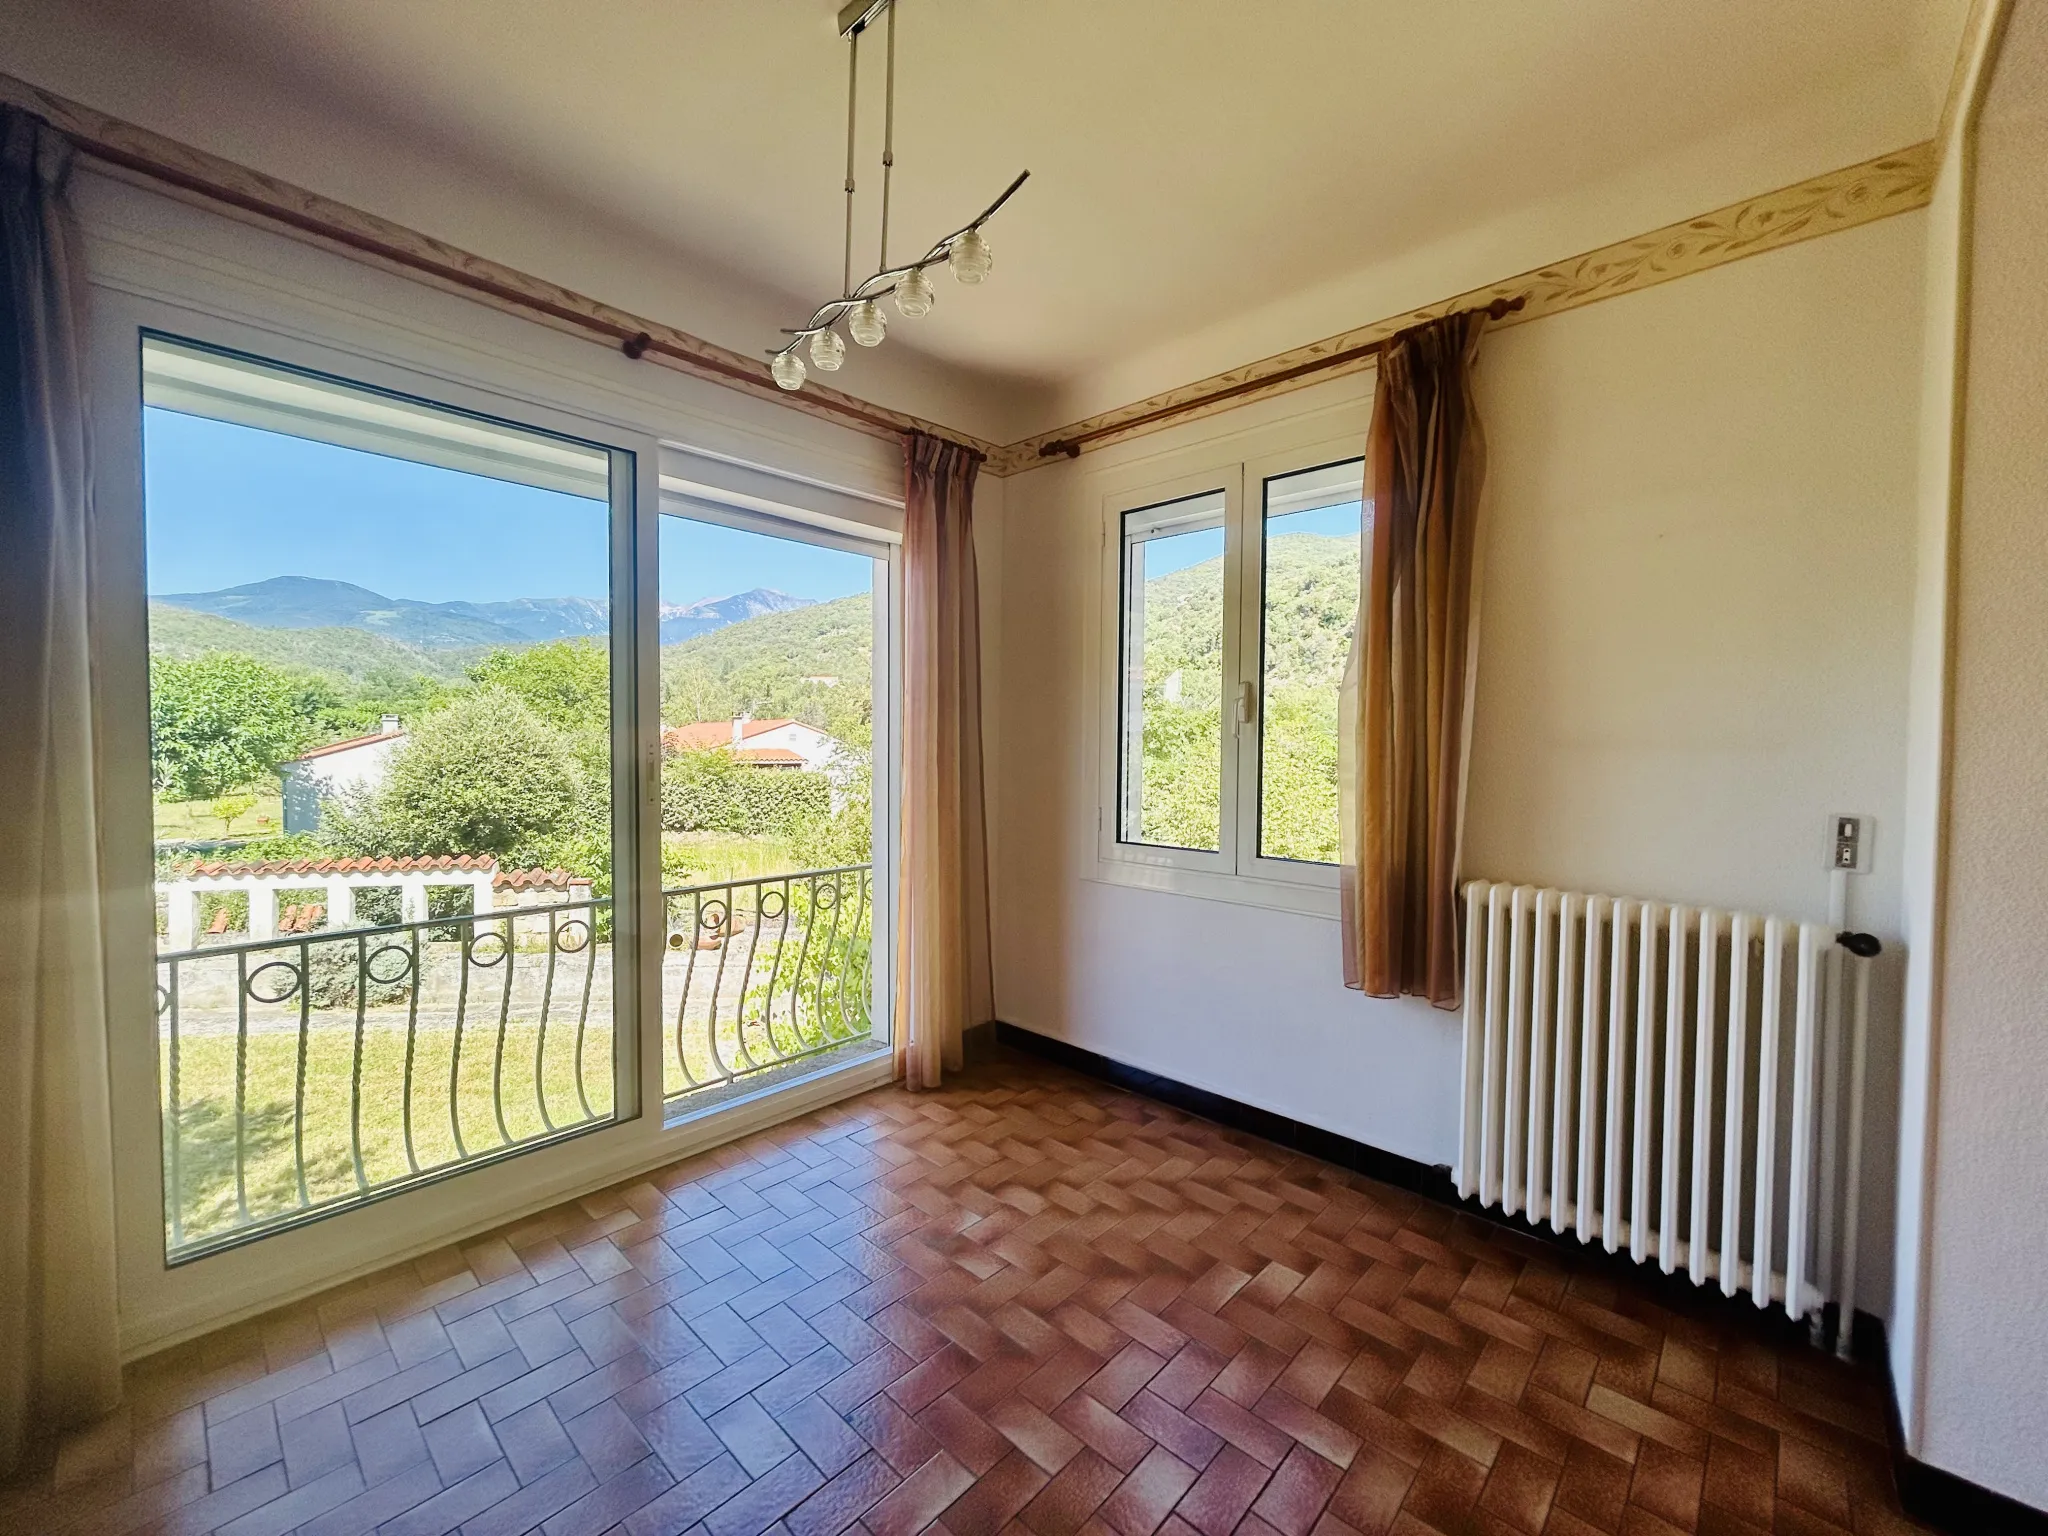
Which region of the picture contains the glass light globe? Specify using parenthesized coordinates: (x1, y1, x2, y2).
(770, 350, 806, 391)
(847, 299, 888, 347)
(948, 227, 992, 285)
(808, 327, 846, 371)
(895, 266, 936, 318)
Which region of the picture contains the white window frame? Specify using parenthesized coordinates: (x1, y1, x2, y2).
(1098, 464, 1244, 878)
(1096, 425, 1368, 917)
(78, 172, 905, 1355)
(653, 488, 900, 1071)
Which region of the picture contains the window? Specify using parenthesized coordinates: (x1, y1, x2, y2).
(1257, 460, 1365, 864)
(139, 334, 632, 1259)
(1101, 444, 1364, 908)
(1117, 490, 1226, 851)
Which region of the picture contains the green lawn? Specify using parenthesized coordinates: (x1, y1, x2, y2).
(662, 830, 800, 887)
(163, 1017, 615, 1249)
(155, 793, 286, 842)
(158, 909, 872, 1254)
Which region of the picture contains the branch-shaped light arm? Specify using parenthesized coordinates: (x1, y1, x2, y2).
(770, 170, 1030, 357)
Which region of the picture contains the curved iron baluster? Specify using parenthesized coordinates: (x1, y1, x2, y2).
(813, 872, 846, 1043)
(449, 924, 474, 1160)
(233, 950, 250, 1223)
(490, 917, 516, 1147)
(671, 889, 706, 1091)
(834, 870, 869, 1038)
(730, 888, 769, 1072)
(757, 879, 800, 1060)
(535, 908, 561, 1132)
(399, 928, 422, 1175)
(858, 868, 876, 1036)
(702, 893, 740, 1082)
(572, 903, 599, 1120)
(291, 938, 312, 1208)
(348, 933, 369, 1193)
(163, 961, 183, 1249)
(785, 876, 822, 1048)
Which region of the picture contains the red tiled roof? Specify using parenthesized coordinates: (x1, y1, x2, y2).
(494, 868, 591, 890)
(734, 747, 805, 765)
(284, 728, 404, 764)
(662, 718, 799, 752)
(173, 853, 590, 890)
(183, 854, 496, 878)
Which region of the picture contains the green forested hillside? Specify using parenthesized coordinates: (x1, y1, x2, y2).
(1129, 533, 1357, 860)
(149, 603, 475, 684)
(660, 593, 873, 748)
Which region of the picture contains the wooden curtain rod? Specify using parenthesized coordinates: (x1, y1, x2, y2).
(1035, 294, 1526, 460)
(59, 128, 940, 448)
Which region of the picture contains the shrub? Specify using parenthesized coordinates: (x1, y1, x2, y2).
(324, 687, 583, 865)
(303, 937, 412, 1010)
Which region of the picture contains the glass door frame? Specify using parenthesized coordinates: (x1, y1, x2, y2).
(652, 489, 902, 1112)
(84, 281, 901, 1353)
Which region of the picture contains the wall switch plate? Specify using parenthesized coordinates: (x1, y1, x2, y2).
(1829, 813, 1871, 874)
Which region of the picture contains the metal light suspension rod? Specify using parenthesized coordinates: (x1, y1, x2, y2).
(879, 1, 896, 272)
(842, 25, 859, 299)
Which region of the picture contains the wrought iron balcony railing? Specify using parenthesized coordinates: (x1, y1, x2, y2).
(663, 865, 874, 1100)
(155, 865, 875, 1260)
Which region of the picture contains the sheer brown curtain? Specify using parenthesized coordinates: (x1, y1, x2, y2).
(0, 107, 123, 1477)
(894, 431, 993, 1089)
(1339, 311, 1489, 1007)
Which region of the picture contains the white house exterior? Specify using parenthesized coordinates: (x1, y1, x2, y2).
(278, 714, 405, 832)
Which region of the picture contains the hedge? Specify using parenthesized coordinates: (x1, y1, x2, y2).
(661, 763, 830, 837)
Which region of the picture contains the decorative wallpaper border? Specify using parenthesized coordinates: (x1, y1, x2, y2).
(0, 70, 1000, 460)
(2, 68, 1937, 480)
(986, 140, 1939, 474)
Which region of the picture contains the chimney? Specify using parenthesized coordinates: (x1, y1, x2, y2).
(732, 712, 748, 745)
(381, 714, 402, 735)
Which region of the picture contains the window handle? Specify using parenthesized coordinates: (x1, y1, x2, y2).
(1236, 681, 1257, 725)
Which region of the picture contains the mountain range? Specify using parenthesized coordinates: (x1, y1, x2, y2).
(153, 575, 813, 648)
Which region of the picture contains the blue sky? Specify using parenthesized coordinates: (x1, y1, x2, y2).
(143, 408, 872, 607)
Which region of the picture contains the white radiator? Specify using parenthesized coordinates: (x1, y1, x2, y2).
(1455, 881, 1869, 1327)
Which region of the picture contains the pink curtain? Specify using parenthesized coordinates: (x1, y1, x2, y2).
(1339, 311, 1489, 1007)
(894, 432, 993, 1089)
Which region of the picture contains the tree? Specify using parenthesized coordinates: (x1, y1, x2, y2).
(325, 687, 582, 865)
(210, 792, 259, 836)
(150, 653, 315, 799)
(469, 640, 609, 734)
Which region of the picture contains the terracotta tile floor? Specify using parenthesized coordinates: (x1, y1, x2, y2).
(2, 1052, 1935, 1536)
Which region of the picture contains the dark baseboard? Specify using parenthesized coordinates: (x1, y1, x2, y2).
(993, 1022, 1458, 1201)
(1859, 1312, 2048, 1536)
(993, 1021, 2048, 1536)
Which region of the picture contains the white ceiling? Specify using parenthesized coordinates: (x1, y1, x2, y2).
(5, 1, 1968, 437)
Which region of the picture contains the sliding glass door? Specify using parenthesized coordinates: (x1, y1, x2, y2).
(135, 334, 641, 1261)
(655, 504, 894, 1114)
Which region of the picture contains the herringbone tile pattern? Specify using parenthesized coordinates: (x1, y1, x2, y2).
(3, 1053, 1932, 1536)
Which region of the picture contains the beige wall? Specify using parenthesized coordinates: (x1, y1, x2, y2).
(992, 210, 1926, 1315)
(1909, 0, 2048, 1506)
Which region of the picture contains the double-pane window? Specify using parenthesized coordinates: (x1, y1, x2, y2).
(1106, 452, 1364, 898)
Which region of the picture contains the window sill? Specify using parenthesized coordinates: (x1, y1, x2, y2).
(1088, 855, 1341, 920)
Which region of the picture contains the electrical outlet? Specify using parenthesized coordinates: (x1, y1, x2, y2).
(1829, 813, 1870, 874)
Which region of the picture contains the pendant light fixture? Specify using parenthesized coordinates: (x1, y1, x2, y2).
(768, 0, 1029, 391)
